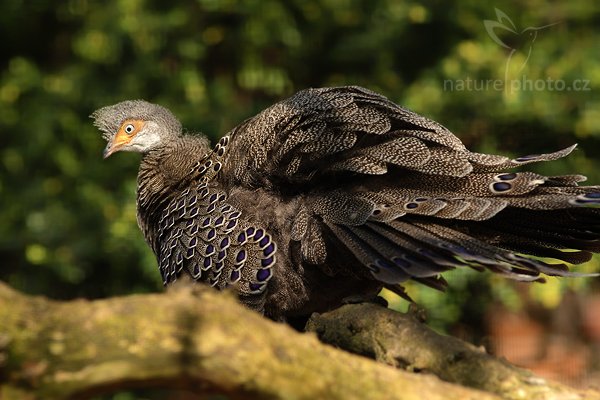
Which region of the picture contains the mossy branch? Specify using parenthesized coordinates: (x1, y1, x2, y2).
(0, 281, 595, 400)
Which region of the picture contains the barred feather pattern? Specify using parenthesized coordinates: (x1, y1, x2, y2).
(93, 86, 600, 319)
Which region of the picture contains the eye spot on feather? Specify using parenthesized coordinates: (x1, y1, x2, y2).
(490, 181, 512, 193)
(405, 202, 419, 210)
(372, 209, 382, 216)
(391, 257, 411, 268)
(496, 173, 517, 181)
(230, 269, 240, 283)
(256, 268, 272, 282)
(572, 193, 600, 205)
(249, 283, 264, 293)
(513, 154, 540, 163)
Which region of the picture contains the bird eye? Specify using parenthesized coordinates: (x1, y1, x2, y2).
(124, 124, 136, 135)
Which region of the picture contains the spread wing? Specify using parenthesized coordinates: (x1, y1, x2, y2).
(218, 86, 600, 290)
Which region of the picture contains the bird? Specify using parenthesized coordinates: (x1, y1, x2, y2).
(92, 86, 600, 321)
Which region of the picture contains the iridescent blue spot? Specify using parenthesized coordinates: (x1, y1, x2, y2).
(237, 232, 247, 243)
(375, 259, 394, 269)
(214, 216, 224, 226)
(189, 237, 197, 247)
(254, 229, 264, 241)
(259, 236, 269, 247)
(230, 211, 241, 219)
(498, 173, 517, 181)
(220, 237, 230, 248)
(206, 244, 215, 254)
(230, 269, 240, 282)
(189, 207, 199, 217)
(263, 243, 275, 256)
(197, 166, 206, 174)
(236, 250, 246, 263)
(188, 196, 198, 206)
(177, 199, 185, 209)
(193, 263, 200, 276)
(226, 220, 237, 230)
(213, 162, 221, 171)
(170, 239, 177, 248)
(492, 182, 512, 192)
(404, 254, 423, 263)
(214, 261, 223, 272)
(208, 229, 216, 240)
(392, 257, 411, 268)
(217, 250, 226, 260)
(221, 205, 232, 212)
(405, 203, 418, 209)
(249, 283, 263, 292)
(515, 154, 540, 162)
(201, 217, 211, 227)
(218, 194, 225, 201)
(190, 225, 198, 235)
(218, 148, 225, 157)
(257, 268, 271, 282)
(177, 208, 185, 218)
(209, 193, 218, 203)
(205, 160, 212, 167)
(200, 188, 209, 198)
(203, 257, 211, 268)
(584, 192, 600, 199)
(207, 203, 216, 213)
(186, 248, 194, 259)
(185, 219, 194, 228)
(261, 256, 274, 267)
(176, 252, 183, 264)
(246, 227, 255, 236)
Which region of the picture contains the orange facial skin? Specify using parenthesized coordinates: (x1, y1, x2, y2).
(103, 119, 145, 158)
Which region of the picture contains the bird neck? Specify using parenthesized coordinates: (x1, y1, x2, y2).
(136, 135, 212, 241)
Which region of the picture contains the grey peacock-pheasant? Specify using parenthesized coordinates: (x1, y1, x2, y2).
(93, 86, 600, 320)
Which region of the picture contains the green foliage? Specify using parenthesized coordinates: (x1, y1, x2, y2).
(1, 1, 598, 327)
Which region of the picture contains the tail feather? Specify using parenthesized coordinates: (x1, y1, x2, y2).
(469, 144, 578, 172)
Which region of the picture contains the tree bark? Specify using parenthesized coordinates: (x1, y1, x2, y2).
(306, 303, 600, 400)
(0, 281, 596, 400)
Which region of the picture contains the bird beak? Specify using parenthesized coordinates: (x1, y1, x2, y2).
(103, 143, 115, 159)
(103, 129, 136, 159)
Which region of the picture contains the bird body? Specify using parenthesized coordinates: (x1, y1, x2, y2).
(93, 86, 600, 320)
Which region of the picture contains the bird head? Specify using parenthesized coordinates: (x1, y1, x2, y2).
(91, 100, 182, 158)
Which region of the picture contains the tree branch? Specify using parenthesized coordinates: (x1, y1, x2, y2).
(306, 303, 600, 400)
(0, 281, 595, 400)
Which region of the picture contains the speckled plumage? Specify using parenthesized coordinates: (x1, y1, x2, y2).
(93, 86, 600, 320)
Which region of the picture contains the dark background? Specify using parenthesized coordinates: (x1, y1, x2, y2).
(1, 0, 599, 393)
